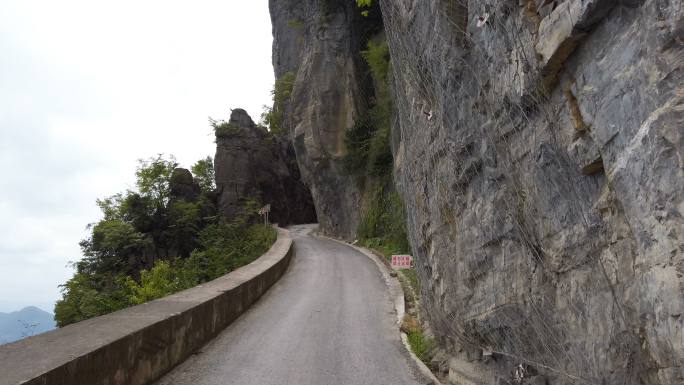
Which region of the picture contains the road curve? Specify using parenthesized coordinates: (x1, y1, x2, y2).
(155, 225, 427, 385)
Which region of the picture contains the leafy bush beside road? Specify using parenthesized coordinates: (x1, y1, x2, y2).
(55, 155, 276, 327)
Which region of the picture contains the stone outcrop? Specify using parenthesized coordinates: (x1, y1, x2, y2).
(269, 0, 378, 239)
(272, 0, 682, 383)
(169, 168, 201, 203)
(214, 109, 316, 225)
(379, 0, 683, 384)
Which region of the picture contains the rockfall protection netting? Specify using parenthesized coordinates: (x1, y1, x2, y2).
(377, 0, 682, 384)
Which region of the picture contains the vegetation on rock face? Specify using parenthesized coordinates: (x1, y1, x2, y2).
(400, 314, 435, 364)
(362, 40, 390, 88)
(343, 36, 410, 257)
(124, 223, 275, 305)
(54, 154, 276, 327)
(343, 114, 374, 175)
(261, 71, 296, 135)
(357, 178, 411, 257)
(356, 0, 373, 17)
(344, 40, 392, 177)
(407, 329, 435, 363)
(348, 36, 415, 354)
(287, 19, 304, 29)
(211, 118, 240, 139)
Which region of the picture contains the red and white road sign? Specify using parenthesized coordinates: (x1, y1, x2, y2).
(391, 255, 413, 270)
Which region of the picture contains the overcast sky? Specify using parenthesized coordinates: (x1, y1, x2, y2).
(0, 0, 274, 313)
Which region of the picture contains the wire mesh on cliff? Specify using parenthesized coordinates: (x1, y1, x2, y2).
(377, 1, 682, 384)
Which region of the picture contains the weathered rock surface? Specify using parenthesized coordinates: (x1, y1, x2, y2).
(169, 168, 201, 203)
(269, 0, 377, 239)
(214, 109, 316, 225)
(270, 0, 682, 383)
(379, 0, 683, 384)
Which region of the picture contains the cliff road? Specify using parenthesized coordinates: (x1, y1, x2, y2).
(155, 225, 427, 385)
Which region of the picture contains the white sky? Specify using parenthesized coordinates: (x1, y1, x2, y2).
(0, 0, 275, 313)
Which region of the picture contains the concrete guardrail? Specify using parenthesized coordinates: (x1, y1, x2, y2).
(0, 228, 293, 385)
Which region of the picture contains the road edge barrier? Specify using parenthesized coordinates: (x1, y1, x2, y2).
(0, 227, 293, 385)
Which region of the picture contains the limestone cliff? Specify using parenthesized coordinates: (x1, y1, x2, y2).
(381, 0, 683, 384)
(269, 0, 381, 239)
(271, 0, 683, 384)
(214, 109, 316, 225)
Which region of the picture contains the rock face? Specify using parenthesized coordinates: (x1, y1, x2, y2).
(269, 0, 376, 239)
(270, 0, 682, 383)
(378, 0, 683, 384)
(214, 109, 316, 225)
(169, 168, 201, 203)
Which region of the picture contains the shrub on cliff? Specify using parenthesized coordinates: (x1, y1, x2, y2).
(356, 0, 373, 16)
(54, 273, 134, 327)
(362, 40, 390, 89)
(343, 114, 374, 174)
(124, 223, 275, 305)
(211, 118, 240, 139)
(54, 154, 276, 327)
(125, 261, 187, 305)
(357, 179, 411, 257)
(262, 71, 296, 135)
(342, 37, 409, 256)
(343, 39, 392, 177)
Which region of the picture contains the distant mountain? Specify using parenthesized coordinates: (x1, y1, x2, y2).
(0, 306, 56, 345)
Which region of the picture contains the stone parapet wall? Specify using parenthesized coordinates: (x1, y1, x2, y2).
(0, 228, 293, 385)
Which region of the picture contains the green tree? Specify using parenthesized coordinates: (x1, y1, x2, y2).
(125, 261, 191, 305)
(120, 192, 156, 233)
(54, 273, 133, 327)
(55, 152, 278, 327)
(79, 219, 151, 276)
(96, 193, 127, 221)
(168, 200, 201, 259)
(191, 157, 215, 193)
(135, 154, 178, 207)
(261, 71, 296, 134)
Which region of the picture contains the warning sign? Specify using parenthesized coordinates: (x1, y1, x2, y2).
(391, 255, 413, 270)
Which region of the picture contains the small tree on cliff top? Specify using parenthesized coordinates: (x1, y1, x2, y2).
(136, 154, 178, 207)
(192, 157, 215, 193)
